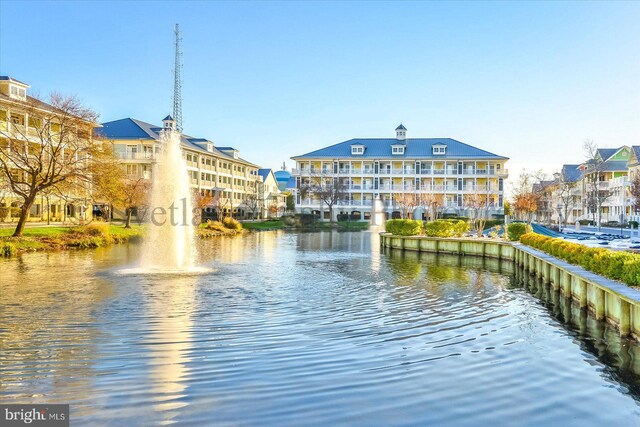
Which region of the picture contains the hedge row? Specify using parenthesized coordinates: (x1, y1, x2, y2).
(424, 219, 469, 237)
(385, 219, 423, 236)
(520, 232, 640, 287)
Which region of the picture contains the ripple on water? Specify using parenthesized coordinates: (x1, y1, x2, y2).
(1, 232, 640, 426)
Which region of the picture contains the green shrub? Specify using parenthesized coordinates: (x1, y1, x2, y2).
(520, 232, 640, 287)
(630, 221, 639, 229)
(282, 216, 296, 226)
(1, 242, 16, 257)
(386, 219, 423, 236)
(424, 219, 469, 237)
(483, 219, 504, 230)
(578, 219, 593, 226)
(205, 220, 229, 233)
(507, 222, 531, 241)
(222, 217, 242, 231)
(78, 222, 110, 237)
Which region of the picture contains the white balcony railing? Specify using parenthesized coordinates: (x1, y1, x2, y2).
(117, 152, 154, 160)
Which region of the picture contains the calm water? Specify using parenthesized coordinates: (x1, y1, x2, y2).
(1, 231, 640, 426)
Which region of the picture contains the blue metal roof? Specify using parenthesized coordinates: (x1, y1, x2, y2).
(561, 164, 582, 182)
(597, 148, 618, 161)
(0, 76, 29, 86)
(98, 118, 259, 167)
(395, 124, 407, 131)
(601, 161, 628, 172)
(292, 138, 507, 160)
(257, 168, 273, 180)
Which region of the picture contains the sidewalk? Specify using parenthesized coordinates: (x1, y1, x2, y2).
(571, 225, 633, 237)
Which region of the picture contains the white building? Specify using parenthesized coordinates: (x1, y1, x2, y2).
(291, 125, 509, 221)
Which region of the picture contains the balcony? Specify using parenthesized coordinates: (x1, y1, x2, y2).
(117, 152, 154, 160)
(337, 200, 373, 207)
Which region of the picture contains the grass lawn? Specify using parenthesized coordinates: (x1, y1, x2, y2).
(242, 220, 284, 230)
(1, 223, 144, 256)
(0, 223, 143, 238)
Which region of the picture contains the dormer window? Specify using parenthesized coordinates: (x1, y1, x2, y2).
(392, 145, 405, 155)
(9, 85, 26, 100)
(351, 145, 365, 155)
(432, 144, 446, 155)
(207, 143, 213, 152)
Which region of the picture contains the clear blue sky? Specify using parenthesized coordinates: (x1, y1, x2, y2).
(1, 1, 639, 181)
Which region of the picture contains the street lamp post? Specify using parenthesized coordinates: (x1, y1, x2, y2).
(557, 204, 563, 232)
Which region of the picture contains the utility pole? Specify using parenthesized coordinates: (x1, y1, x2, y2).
(173, 23, 183, 132)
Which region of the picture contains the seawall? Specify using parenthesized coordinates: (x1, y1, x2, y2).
(380, 233, 640, 340)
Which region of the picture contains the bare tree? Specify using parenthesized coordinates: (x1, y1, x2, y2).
(0, 94, 98, 236)
(419, 193, 444, 221)
(465, 190, 492, 237)
(583, 140, 612, 230)
(212, 192, 230, 221)
(630, 172, 640, 216)
(309, 174, 347, 224)
(393, 192, 417, 219)
(243, 178, 262, 219)
(556, 169, 577, 229)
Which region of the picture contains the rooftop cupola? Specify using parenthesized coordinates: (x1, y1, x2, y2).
(162, 115, 176, 131)
(395, 123, 407, 141)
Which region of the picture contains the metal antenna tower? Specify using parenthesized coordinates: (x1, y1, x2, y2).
(172, 23, 183, 132)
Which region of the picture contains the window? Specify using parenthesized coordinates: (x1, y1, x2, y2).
(126, 164, 137, 175)
(351, 145, 365, 155)
(10, 115, 25, 125)
(432, 145, 446, 155)
(391, 145, 405, 155)
(9, 85, 26, 99)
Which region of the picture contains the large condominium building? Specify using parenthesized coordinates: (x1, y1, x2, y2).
(0, 76, 98, 223)
(98, 116, 261, 219)
(291, 125, 509, 221)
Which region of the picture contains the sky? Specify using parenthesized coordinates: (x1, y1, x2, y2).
(1, 1, 639, 185)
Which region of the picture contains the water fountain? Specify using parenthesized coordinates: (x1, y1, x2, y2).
(371, 195, 386, 229)
(137, 123, 198, 272)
